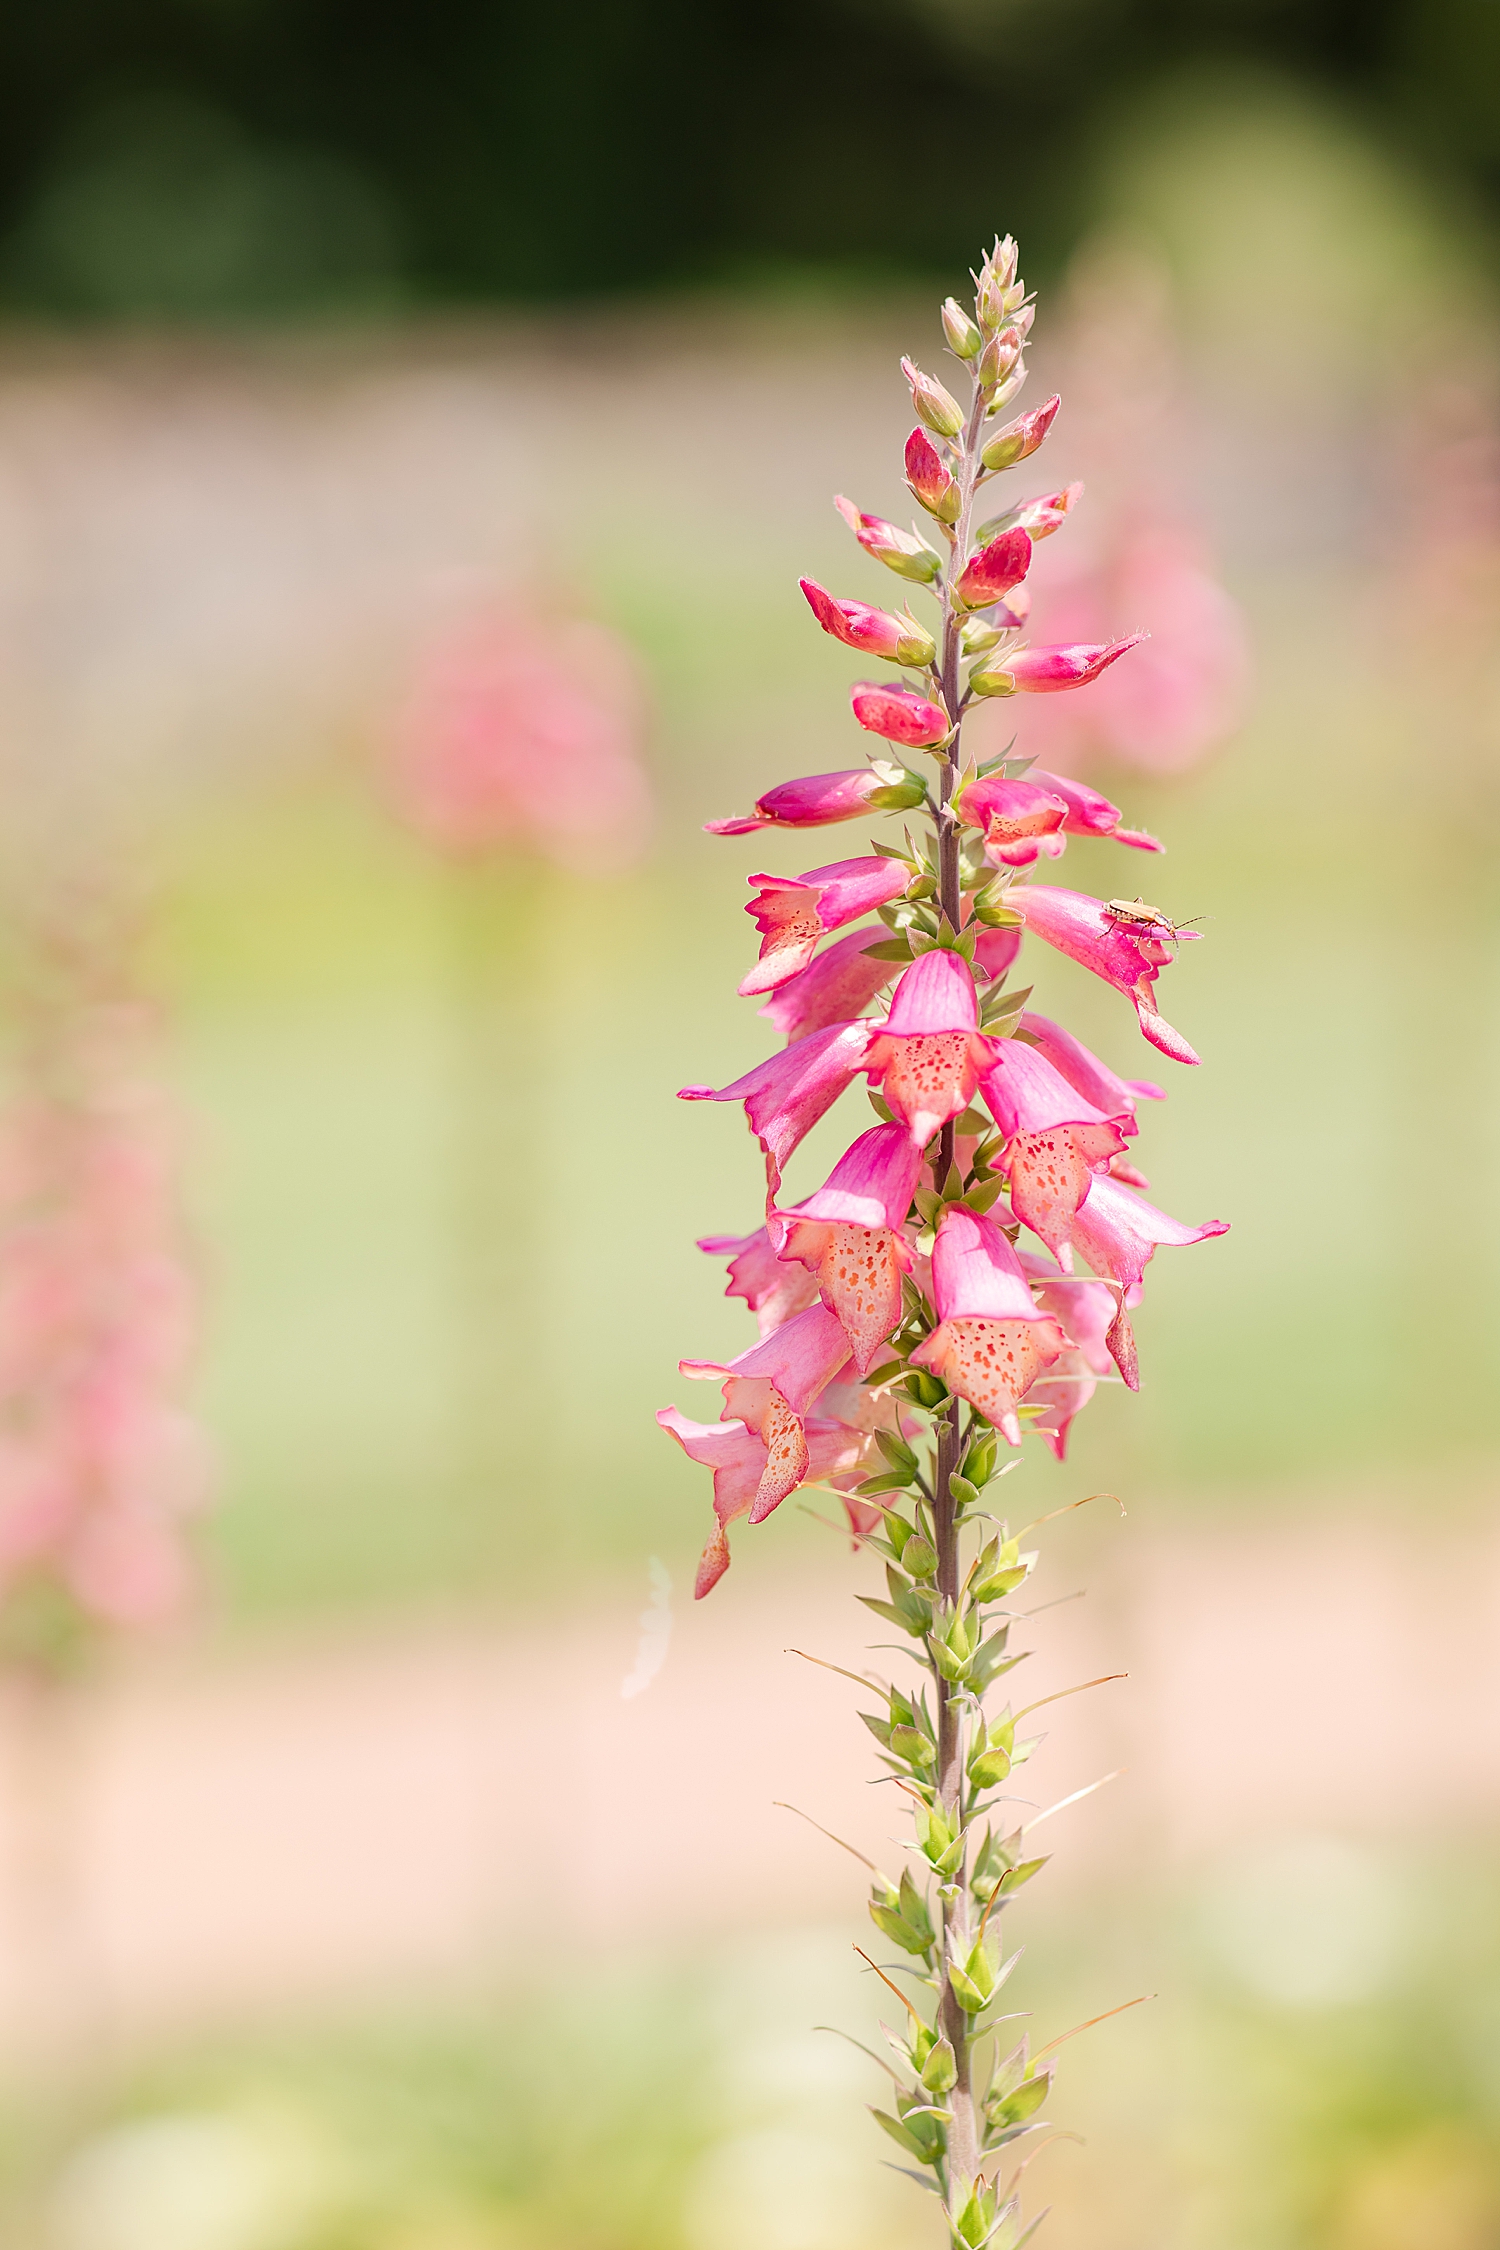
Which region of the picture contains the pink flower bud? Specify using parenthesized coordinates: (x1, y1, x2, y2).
(833, 496, 941, 585)
(975, 483, 1083, 545)
(849, 681, 950, 748)
(904, 428, 960, 523)
(799, 577, 937, 667)
(901, 356, 966, 440)
(971, 633, 1145, 698)
(980, 394, 1060, 473)
(953, 527, 1033, 612)
(941, 298, 982, 359)
(705, 763, 926, 835)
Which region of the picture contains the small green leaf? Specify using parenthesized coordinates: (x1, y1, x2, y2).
(864, 937, 917, 962)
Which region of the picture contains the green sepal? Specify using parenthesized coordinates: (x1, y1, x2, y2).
(875, 1429, 919, 1475)
(863, 936, 918, 962)
(889, 1723, 936, 1768)
(947, 1473, 981, 1510)
(902, 1536, 937, 1579)
(989, 2068, 1052, 2129)
(870, 2108, 931, 2161)
(960, 1175, 1010, 1217)
(868, 1090, 896, 1122)
(854, 1469, 916, 1497)
(920, 2036, 957, 2094)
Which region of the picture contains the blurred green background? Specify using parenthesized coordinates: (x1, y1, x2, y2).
(0, 18, 1493, 2250)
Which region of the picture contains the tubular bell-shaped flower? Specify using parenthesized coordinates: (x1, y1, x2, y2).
(1067, 1171, 1229, 1387)
(909, 1206, 1067, 1445)
(739, 856, 911, 995)
(800, 578, 938, 667)
(657, 1403, 870, 1598)
(955, 774, 1069, 867)
(861, 950, 999, 1146)
(1017, 1252, 1119, 1460)
(697, 1226, 820, 1338)
(979, 1039, 1129, 1256)
(706, 764, 927, 836)
(680, 1019, 875, 1193)
(1015, 885, 1201, 1065)
(1027, 770, 1163, 853)
(757, 929, 897, 1042)
(1019, 1012, 1165, 1133)
(769, 1124, 921, 1372)
(678, 1301, 854, 1520)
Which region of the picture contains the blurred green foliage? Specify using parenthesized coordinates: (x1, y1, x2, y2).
(10, 1843, 1500, 2249)
(0, 1, 1497, 316)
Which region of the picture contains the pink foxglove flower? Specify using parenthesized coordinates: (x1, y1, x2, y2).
(756, 929, 898, 1042)
(697, 1227, 821, 1339)
(971, 632, 1145, 697)
(955, 775, 1070, 867)
(394, 607, 650, 864)
(663, 234, 1230, 2250)
(834, 496, 942, 584)
(861, 951, 1000, 1146)
(1067, 1171, 1229, 1385)
(678, 1302, 855, 1520)
(799, 578, 938, 667)
(0, 951, 204, 1631)
(909, 1206, 1068, 1445)
(706, 763, 925, 836)
(850, 681, 951, 748)
(680, 1020, 877, 1193)
(658, 1403, 870, 1597)
(1019, 1011, 1165, 1133)
(1015, 885, 1201, 1064)
(1018, 1251, 1118, 1460)
(979, 1040, 1128, 1257)
(769, 1125, 921, 1372)
(740, 857, 911, 995)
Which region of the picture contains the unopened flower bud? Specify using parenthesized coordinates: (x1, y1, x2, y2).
(984, 366, 1028, 417)
(851, 681, 951, 749)
(867, 760, 929, 812)
(975, 482, 1084, 545)
(977, 329, 1023, 392)
(834, 495, 941, 585)
(981, 394, 1060, 472)
(800, 577, 937, 667)
(975, 235, 1019, 330)
(953, 527, 1033, 612)
(901, 356, 965, 440)
(960, 617, 1004, 658)
(904, 429, 961, 524)
(969, 666, 1018, 699)
(941, 297, 983, 360)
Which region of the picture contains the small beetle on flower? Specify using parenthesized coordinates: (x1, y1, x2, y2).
(1101, 896, 1207, 946)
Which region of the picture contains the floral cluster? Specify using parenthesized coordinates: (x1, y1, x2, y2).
(392, 602, 650, 866)
(661, 236, 1228, 2248)
(0, 912, 204, 1647)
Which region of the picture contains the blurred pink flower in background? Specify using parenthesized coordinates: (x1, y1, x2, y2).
(393, 606, 651, 865)
(1006, 519, 1249, 774)
(0, 936, 204, 1632)
(971, 238, 1251, 778)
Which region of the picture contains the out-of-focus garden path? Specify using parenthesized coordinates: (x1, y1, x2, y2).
(0, 1511, 1496, 2054)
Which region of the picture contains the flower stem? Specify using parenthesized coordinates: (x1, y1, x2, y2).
(928, 367, 994, 2225)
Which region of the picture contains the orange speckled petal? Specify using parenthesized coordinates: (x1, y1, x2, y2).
(1007, 1122, 1124, 1257)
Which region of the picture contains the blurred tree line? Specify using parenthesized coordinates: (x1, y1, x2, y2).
(0, 0, 1494, 316)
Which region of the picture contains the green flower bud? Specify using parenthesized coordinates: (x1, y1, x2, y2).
(941, 298, 983, 359)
